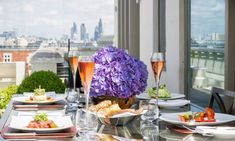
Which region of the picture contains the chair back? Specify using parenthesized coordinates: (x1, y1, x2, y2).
(208, 87, 235, 114)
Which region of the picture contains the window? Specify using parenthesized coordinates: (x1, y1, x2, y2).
(3, 53, 12, 62)
(0, 0, 115, 88)
(189, 0, 225, 107)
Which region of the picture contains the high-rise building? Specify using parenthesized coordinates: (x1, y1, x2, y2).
(70, 22, 78, 40)
(98, 18, 103, 37)
(94, 26, 99, 41)
(80, 23, 86, 41)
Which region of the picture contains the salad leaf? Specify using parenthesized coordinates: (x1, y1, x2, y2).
(148, 84, 171, 98)
(34, 113, 48, 121)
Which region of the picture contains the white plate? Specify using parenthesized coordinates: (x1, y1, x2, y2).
(160, 112, 235, 126)
(9, 116, 73, 132)
(136, 92, 185, 100)
(13, 96, 64, 104)
(158, 99, 190, 108)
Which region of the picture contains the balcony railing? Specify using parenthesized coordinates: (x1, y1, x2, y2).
(191, 47, 224, 91)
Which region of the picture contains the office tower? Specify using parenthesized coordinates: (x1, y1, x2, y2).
(94, 26, 99, 41)
(80, 23, 86, 41)
(70, 22, 78, 40)
(98, 18, 103, 37)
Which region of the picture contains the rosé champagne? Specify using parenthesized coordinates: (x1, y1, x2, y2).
(78, 61, 95, 90)
(69, 57, 79, 73)
(151, 61, 165, 82)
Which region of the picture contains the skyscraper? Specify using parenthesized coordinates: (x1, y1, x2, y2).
(70, 22, 78, 40)
(80, 23, 86, 41)
(98, 18, 103, 37)
(94, 26, 99, 41)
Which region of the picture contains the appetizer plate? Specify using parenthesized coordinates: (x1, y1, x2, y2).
(160, 112, 235, 126)
(9, 116, 73, 132)
(13, 96, 64, 104)
(136, 92, 185, 100)
(157, 99, 190, 108)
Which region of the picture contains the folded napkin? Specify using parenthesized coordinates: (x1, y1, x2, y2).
(196, 126, 235, 138)
(157, 99, 190, 107)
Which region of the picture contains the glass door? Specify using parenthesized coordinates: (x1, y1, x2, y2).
(189, 0, 225, 107)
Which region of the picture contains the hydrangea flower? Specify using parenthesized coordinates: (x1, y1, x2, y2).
(90, 46, 148, 98)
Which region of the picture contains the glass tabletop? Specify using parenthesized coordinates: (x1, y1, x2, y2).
(1, 95, 235, 141)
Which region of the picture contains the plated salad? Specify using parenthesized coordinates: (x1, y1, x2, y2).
(179, 107, 215, 122)
(27, 113, 57, 128)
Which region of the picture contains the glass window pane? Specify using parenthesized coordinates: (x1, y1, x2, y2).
(0, 0, 115, 88)
(190, 0, 225, 106)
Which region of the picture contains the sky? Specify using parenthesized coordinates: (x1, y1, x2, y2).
(191, 0, 225, 39)
(0, 0, 114, 39)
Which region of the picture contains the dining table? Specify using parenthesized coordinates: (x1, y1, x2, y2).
(0, 93, 235, 141)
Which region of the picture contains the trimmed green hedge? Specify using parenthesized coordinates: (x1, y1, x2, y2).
(17, 71, 65, 94)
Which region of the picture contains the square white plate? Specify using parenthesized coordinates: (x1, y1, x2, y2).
(9, 115, 73, 132)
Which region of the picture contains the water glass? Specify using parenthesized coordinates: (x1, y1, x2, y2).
(140, 99, 159, 121)
(140, 120, 159, 141)
(76, 109, 98, 140)
(65, 88, 79, 103)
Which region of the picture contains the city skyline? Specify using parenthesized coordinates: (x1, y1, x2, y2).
(0, 0, 114, 39)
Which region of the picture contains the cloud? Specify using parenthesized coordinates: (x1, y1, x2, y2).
(191, 0, 225, 38)
(22, 3, 34, 13)
(0, 0, 114, 38)
(0, 6, 3, 15)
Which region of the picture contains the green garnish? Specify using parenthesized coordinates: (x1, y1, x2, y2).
(34, 85, 46, 96)
(34, 113, 48, 122)
(148, 84, 171, 98)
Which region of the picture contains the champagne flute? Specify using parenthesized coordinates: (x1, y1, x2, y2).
(142, 52, 165, 121)
(151, 52, 165, 97)
(150, 52, 165, 116)
(78, 56, 95, 111)
(68, 51, 79, 92)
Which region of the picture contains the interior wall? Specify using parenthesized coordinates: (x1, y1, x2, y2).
(139, 0, 155, 88)
(165, 0, 182, 93)
(140, 0, 184, 93)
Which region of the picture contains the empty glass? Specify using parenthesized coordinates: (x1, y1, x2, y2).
(140, 100, 159, 122)
(76, 109, 98, 140)
(140, 120, 159, 140)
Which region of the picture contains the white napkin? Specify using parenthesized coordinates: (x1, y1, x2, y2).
(157, 99, 190, 107)
(196, 126, 235, 138)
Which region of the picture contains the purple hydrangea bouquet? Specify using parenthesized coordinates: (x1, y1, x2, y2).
(90, 46, 148, 108)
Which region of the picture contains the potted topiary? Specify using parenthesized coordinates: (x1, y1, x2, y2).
(17, 71, 65, 94)
(90, 46, 148, 109)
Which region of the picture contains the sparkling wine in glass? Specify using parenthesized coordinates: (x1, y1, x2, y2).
(68, 51, 79, 91)
(151, 53, 165, 88)
(78, 56, 95, 111)
(142, 52, 165, 121)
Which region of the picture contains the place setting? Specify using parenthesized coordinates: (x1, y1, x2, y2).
(12, 87, 66, 110)
(1, 112, 76, 139)
(159, 107, 235, 139)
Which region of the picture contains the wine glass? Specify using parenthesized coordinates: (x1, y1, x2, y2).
(68, 51, 79, 92)
(78, 56, 95, 112)
(142, 52, 165, 121)
(151, 52, 165, 89)
(150, 52, 165, 116)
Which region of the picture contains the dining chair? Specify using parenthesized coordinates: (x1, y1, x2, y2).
(208, 87, 235, 114)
